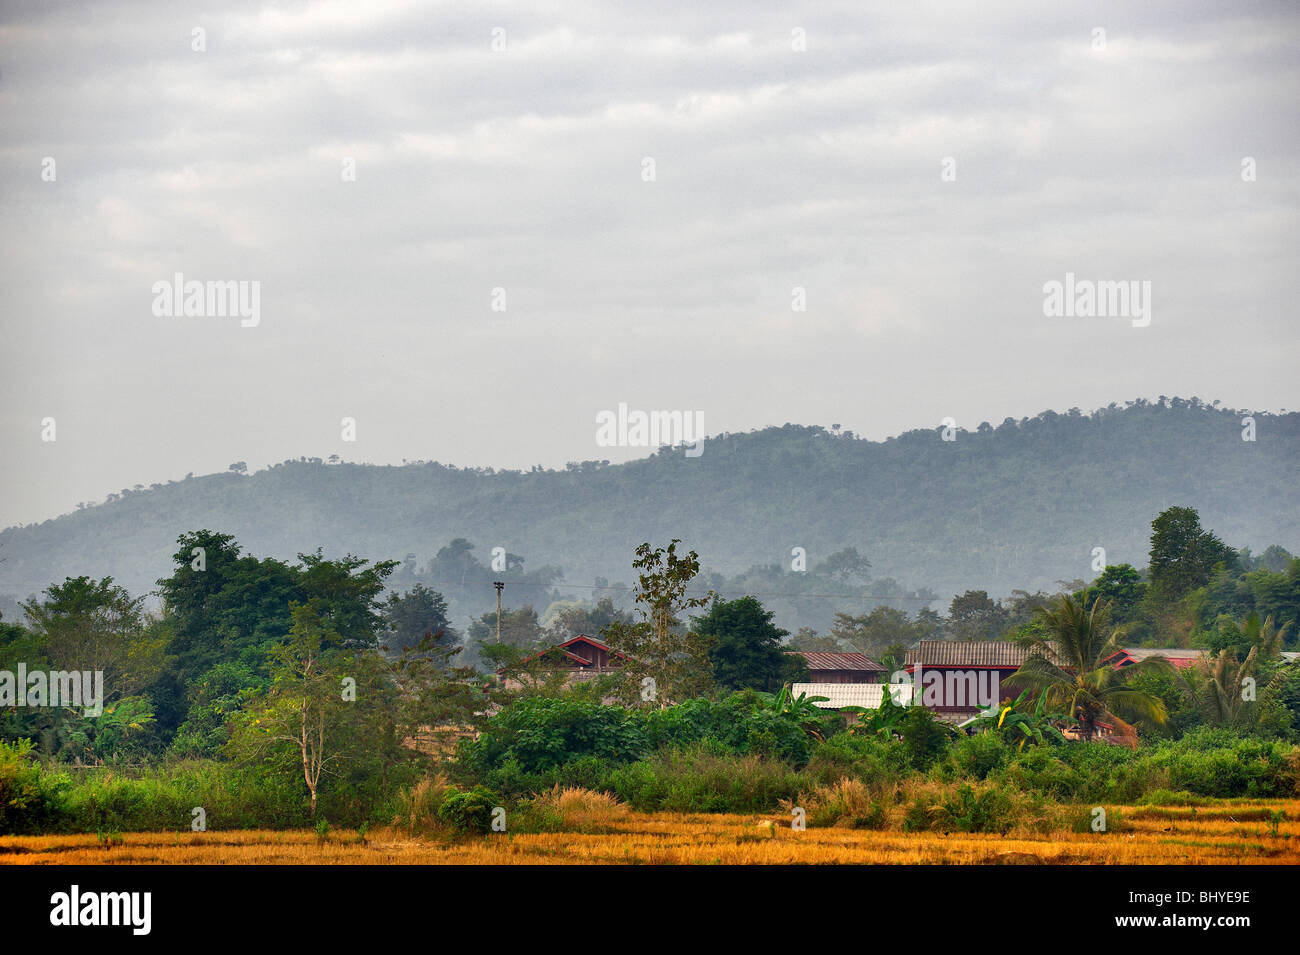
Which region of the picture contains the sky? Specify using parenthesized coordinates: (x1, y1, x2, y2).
(1, 0, 1297, 529)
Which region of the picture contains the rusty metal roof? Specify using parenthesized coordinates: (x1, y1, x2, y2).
(905, 640, 1044, 668)
(787, 651, 885, 672)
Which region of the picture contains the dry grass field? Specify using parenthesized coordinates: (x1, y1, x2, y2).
(2, 798, 1297, 865)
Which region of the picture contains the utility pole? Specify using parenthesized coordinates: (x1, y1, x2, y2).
(493, 581, 505, 644)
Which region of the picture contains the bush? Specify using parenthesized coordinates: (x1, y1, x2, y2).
(607, 746, 809, 813)
(799, 777, 889, 829)
(0, 739, 70, 834)
(942, 730, 1012, 781)
(461, 697, 647, 776)
(437, 785, 500, 834)
(899, 705, 950, 770)
(640, 695, 811, 767)
(61, 760, 314, 832)
(806, 731, 909, 786)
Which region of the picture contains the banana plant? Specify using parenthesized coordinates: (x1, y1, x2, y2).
(758, 684, 831, 740)
(982, 688, 1071, 750)
(843, 683, 911, 740)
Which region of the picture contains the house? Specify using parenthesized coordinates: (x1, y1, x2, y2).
(904, 641, 1054, 722)
(785, 651, 886, 683)
(1102, 647, 1204, 670)
(501, 634, 626, 692)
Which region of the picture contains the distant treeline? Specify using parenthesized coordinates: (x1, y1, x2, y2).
(1, 397, 1297, 628)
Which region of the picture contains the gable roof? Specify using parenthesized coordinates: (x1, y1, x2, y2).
(786, 651, 885, 673)
(519, 634, 625, 667)
(906, 640, 1048, 668)
(1103, 647, 1205, 670)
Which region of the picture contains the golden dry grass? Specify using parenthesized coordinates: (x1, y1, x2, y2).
(2, 799, 1296, 865)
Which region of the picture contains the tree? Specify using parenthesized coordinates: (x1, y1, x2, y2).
(1148, 506, 1237, 602)
(695, 596, 804, 692)
(813, 547, 871, 585)
(381, 584, 456, 656)
(543, 596, 633, 641)
(1006, 594, 1171, 743)
(468, 605, 543, 651)
(295, 549, 397, 650)
(602, 540, 714, 708)
(22, 576, 166, 701)
(826, 606, 920, 658)
(391, 630, 490, 743)
(1084, 564, 1146, 622)
(947, 590, 1008, 641)
(1182, 615, 1291, 729)
(234, 604, 347, 818)
(787, 626, 839, 651)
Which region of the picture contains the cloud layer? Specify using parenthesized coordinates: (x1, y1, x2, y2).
(1, 0, 1297, 526)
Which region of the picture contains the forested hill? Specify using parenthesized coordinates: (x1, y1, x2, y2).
(1, 399, 1297, 612)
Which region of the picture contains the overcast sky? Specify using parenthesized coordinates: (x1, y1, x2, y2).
(1, 0, 1297, 528)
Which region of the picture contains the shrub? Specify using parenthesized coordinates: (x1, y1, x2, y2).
(437, 785, 500, 834)
(799, 777, 888, 829)
(461, 698, 647, 775)
(640, 695, 811, 767)
(0, 739, 70, 834)
(899, 705, 950, 770)
(806, 731, 909, 786)
(608, 746, 809, 813)
(942, 730, 1011, 781)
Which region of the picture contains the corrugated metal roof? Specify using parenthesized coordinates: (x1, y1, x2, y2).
(1120, 648, 1203, 661)
(906, 640, 1044, 667)
(792, 682, 913, 710)
(787, 651, 885, 672)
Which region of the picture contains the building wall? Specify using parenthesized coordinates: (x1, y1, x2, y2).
(807, 669, 883, 684)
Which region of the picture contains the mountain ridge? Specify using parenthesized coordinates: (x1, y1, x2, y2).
(2, 399, 1296, 618)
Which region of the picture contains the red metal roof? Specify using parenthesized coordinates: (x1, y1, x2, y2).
(786, 651, 885, 672)
(518, 634, 623, 667)
(1102, 648, 1203, 670)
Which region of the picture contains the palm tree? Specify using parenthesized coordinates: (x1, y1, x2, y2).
(1006, 593, 1171, 743)
(1180, 615, 1291, 728)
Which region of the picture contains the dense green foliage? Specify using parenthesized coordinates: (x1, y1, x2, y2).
(2, 471, 1299, 836)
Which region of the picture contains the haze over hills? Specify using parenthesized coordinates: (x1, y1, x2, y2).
(1, 399, 1297, 631)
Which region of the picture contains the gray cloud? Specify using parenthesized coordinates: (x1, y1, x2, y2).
(1, 0, 1297, 526)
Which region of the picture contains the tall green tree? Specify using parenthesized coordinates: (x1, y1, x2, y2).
(695, 596, 805, 692)
(1148, 506, 1237, 602)
(22, 576, 166, 702)
(1178, 617, 1289, 730)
